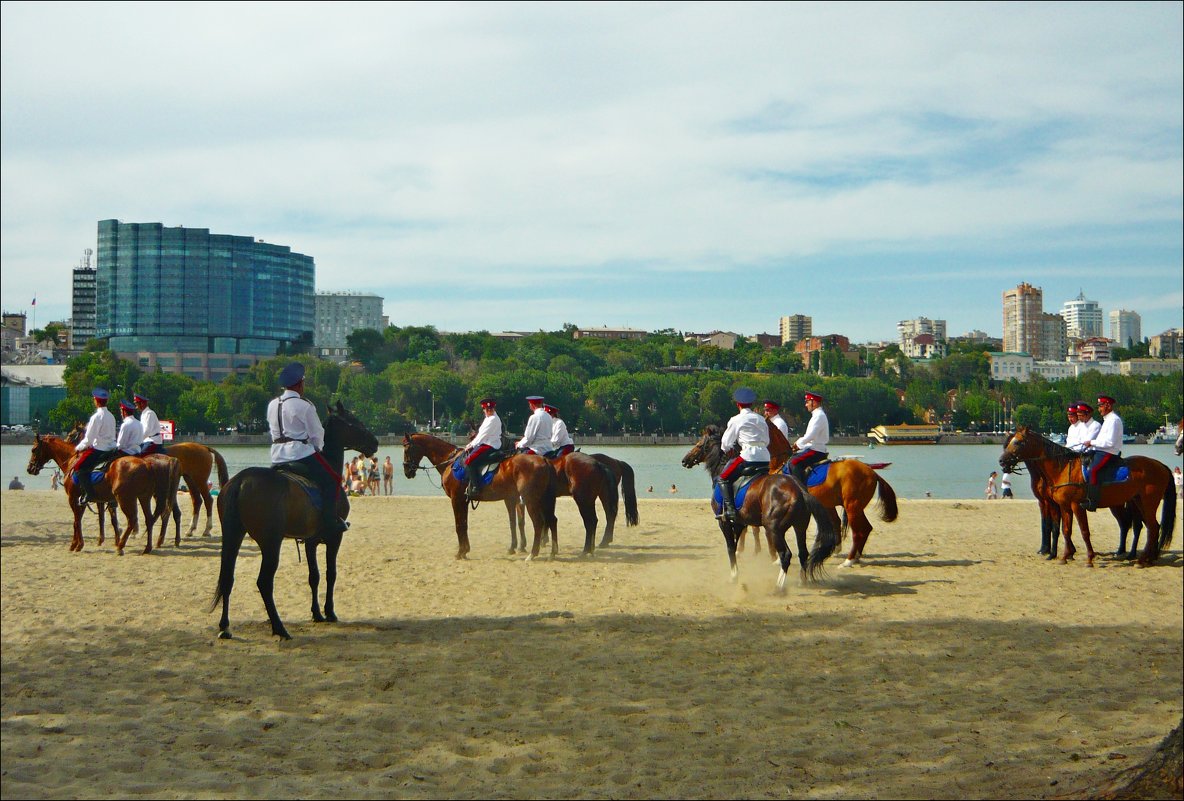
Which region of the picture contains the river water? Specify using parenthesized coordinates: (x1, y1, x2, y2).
(6, 442, 1180, 500)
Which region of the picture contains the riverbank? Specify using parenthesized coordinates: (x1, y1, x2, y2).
(1, 492, 1180, 799)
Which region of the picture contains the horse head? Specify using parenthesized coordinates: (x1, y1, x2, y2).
(326, 401, 379, 458)
(401, 433, 424, 479)
(681, 425, 724, 472)
(999, 426, 1036, 471)
(27, 434, 50, 475)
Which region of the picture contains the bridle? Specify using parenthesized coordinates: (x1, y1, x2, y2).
(403, 439, 463, 489)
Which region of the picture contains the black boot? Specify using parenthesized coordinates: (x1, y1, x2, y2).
(1083, 485, 1100, 512)
(465, 478, 480, 501)
(718, 481, 738, 522)
(1038, 515, 1053, 554)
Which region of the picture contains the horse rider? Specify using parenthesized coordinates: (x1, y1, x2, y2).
(789, 391, 829, 485)
(717, 387, 771, 522)
(1040, 402, 1080, 556)
(116, 400, 145, 458)
(762, 399, 791, 442)
(133, 393, 164, 455)
(462, 398, 502, 501)
(1073, 401, 1101, 450)
(516, 395, 554, 456)
(1063, 403, 1081, 451)
(73, 388, 118, 506)
(545, 403, 575, 457)
(1080, 394, 1123, 512)
(267, 362, 347, 538)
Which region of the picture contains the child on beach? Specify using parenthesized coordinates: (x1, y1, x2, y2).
(985, 471, 997, 500)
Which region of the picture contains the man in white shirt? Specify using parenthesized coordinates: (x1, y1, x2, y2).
(1074, 402, 1101, 449)
(1063, 404, 1081, 451)
(516, 395, 554, 456)
(134, 393, 164, 455)
(717, 387, 771, 521)
(762, 400, 791, 444)
(546, 403, 575, 457)
(789, 391, 829, 485)
(462, 398, 502, 500)
(116, 400, 145, 457)
(1081, 394, 1123, 511)
(267, 362, 345, 537)
(74, 388, 118, 505)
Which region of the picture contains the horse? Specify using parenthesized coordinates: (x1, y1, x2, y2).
(160, 443, 229, 538)
(999, 426, 1176, 566)
(681, 425, 838, 591)
(27, 434, 180, 555)
(211, 402, 378, 640)
(764, 423, 899, 568)
(508, 451, 631, 554)
(402, 432, 558, 560)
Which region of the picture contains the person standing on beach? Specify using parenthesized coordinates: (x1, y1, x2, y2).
(985, 471, 997, 500)
(73, 388, 117, 506)
(383, 456, 394, 495)
(545, 403, 575, 457)
(1000, 470, 1013, 498)
(789, 391, 829, 485)
(717, 387, 770, 521)
(134, 393, 164, 456)
(462, 398, 502, 501)
(1081, 394, 1123, 511)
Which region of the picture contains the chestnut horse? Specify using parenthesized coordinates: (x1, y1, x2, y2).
(161, 443, 230, 538)
(211, 402, 378, 640)
(764, 424, 899, 567)
(27, 434, 180, 555)
(681, 425, 838, 591)
(999, 426, 1176, 566)
(508, 451, 625, 555)
(403, 432, 558, 560)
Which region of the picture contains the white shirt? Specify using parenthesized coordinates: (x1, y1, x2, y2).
(768, 414, 790, 442)
(467, 413, 502, 451)
(1074, 418, 1100, 451)
(551, 417, 574, 450)
(1000, 472, 1012, 490)
(139, 406, 162, 445)
(1065, 421, 1082, 451)
(117, 416, 144, 455)
(795, 407, 830, 454)
(721, 407, 771, 461)
(1088, 411, 1123, 455)
(267, 390, 324, 463)
(76, 406, 117, 452)
(517, 407, 554, 454)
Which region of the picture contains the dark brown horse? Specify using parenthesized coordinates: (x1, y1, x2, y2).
(681, 425, 838, 591)
(765, 424, 899, 567)
(402, 432, 558, 560)
(999, 426, 1176, 566)
(27, 434, 180, 555)
(211, 402, 378, 640)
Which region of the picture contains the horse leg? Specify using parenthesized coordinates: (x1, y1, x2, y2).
(1127, 512, 1143, 561)
(1074, 505, 1097, 567)
(524, 499, 550, 561)
(71, 500, 84, 552)
(306, 539, 325, 622)
(844, 508, 873, 567)
(185, 480, 202, 537)
(1058, 506, 1077, 564)
(104, 501, 121, 547)
(736, 526, 747, 554)
(1136, 497, 1162, 567)
(772, 522, 794, 594)
(1111, 507, 1129, 558)
(574, 491, 598, 556)
(597, 493, 617, 550)
(144, 497, 160, 554)
(450, 494, 471, 560)
(199, 485, 215, 537)
(719, 521, 740, 582)
(256, 540, 291, 640)
(322, 535, 340, 623)
(116, 495, 139, 556)
(503, 499, 520, 554)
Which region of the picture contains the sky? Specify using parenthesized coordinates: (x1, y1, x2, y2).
(1, 2, 1181, 344)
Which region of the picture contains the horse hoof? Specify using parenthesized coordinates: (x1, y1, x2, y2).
(326, 613, 337, 623)
(839, 559, 854, 568)
(218, 631, 232, 640)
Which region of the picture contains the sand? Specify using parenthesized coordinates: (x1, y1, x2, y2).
(1, 490, 1181, 799)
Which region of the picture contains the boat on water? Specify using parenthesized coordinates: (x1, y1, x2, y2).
(1149, 423, 1180, 445)
(866, 424, 942, 445)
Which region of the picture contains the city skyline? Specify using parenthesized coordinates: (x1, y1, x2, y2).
(2, 3, 1181, 342)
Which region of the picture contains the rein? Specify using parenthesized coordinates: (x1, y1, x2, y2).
(406, 438, 463, 490)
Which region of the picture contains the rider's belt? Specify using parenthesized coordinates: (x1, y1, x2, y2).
(273, 436, 309, 444)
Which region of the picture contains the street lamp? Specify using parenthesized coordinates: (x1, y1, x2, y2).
(428, 389, 435, 431)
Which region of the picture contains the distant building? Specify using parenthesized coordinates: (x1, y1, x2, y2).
(992, 352, 1129, 383)
(1037, 312, 1068, 361)
(572, 326, 647, 341)
(1149, 328, 1182, 359)
(1119, 358, 1182, 377)
(989, 352, 1034, 383)
(779, 314, 812, 345)
(1075, 337, 1112, 362)
(794, 334, 851, 359)
(1003, 282, 1044, 356)
(2, 312, 26, 338)
(1108, 309, 1141, 349)
(753, 333, 781, 349)
(1059, 291, 1104, 341)
(0, 365, 67, 426)
(685, 331, 738, 350)
(314, 292, 384, 361)
(898, 317, 947, 359)
(72, 264, 97, 347)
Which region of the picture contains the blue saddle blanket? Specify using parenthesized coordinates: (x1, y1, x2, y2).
(1082, 462, 1129, 484)
(72, 470, 108, 487)
(779, 460, 829, 488)
(451, 460, 496, 487)
(713, 472, 760, 509)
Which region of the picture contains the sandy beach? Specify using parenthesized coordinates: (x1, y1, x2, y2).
(1, 490, 1181, 799)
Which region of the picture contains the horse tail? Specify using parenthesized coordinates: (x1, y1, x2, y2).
(875, 473, 899, 523)
(210, 447, 229, 487)
(543, 464, 559, 531)
(617, 460, 639, 526)
(1159, 481, 1176, 551)
(209, 475, 245, 615)
(596, 461, 620, 521)
(804, 482, 838, 580)
(160, 458, 181, 521)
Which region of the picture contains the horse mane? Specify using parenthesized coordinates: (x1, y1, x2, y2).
(698, 425, 727, 475)
(1021, 427, 1080, 464)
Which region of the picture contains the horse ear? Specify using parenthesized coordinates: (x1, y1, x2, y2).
(336, 400, 345, 414)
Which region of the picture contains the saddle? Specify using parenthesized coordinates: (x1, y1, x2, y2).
(451, 449, 512, 487)
(71, 451, 119, 488)
(1081, 454, 1129, 485)
(273, 463, 328, 511)
(713, 462, 770, 509)
(780, 459, 831, 488)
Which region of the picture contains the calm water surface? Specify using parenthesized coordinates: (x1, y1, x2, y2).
(6, 442, 1181, 500)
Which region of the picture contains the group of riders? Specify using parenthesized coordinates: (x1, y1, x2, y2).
(1061, 395, 1125, 512)
(72, 389, 165, 506)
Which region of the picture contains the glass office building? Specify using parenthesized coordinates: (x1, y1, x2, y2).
(96, 220, 315, 356)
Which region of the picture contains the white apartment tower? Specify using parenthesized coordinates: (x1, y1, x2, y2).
(314, 292, 385, 360)
(779, 314, 812, 345)
(1060, 290, 1104, 341)
(1109, 309, 1141, 349)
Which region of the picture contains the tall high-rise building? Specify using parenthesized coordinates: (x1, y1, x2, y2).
(1003, 282, 1043, 355)
(71, 265, 97, 347)
(1109, 309, 1141, 349)
(1060, 290, 1103, 341)
(1038, 312, 1068, 361)
(779, 314, 812, 345)
(315, 292, 385, 360)
(96, 220, 315, 358)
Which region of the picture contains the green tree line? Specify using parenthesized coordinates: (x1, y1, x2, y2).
(46, 329, 1182, 438)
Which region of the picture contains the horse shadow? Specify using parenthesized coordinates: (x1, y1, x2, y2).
(853, 552, 983, 569)
(820, 574, 951, 597)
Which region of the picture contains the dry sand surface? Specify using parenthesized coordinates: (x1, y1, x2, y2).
(2, 490, 1181, 799)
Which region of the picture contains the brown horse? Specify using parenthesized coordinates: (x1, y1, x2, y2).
(681, 426, 838, 590)
(161, 443, 229, 537)
(403, 432, 558, 560)
(27, 434, 180, 555)
(765, 425, 899, 567)
(211, 402, 378, 640)
(999, 426, 1176, 566)
(508, 451, 625, 555)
